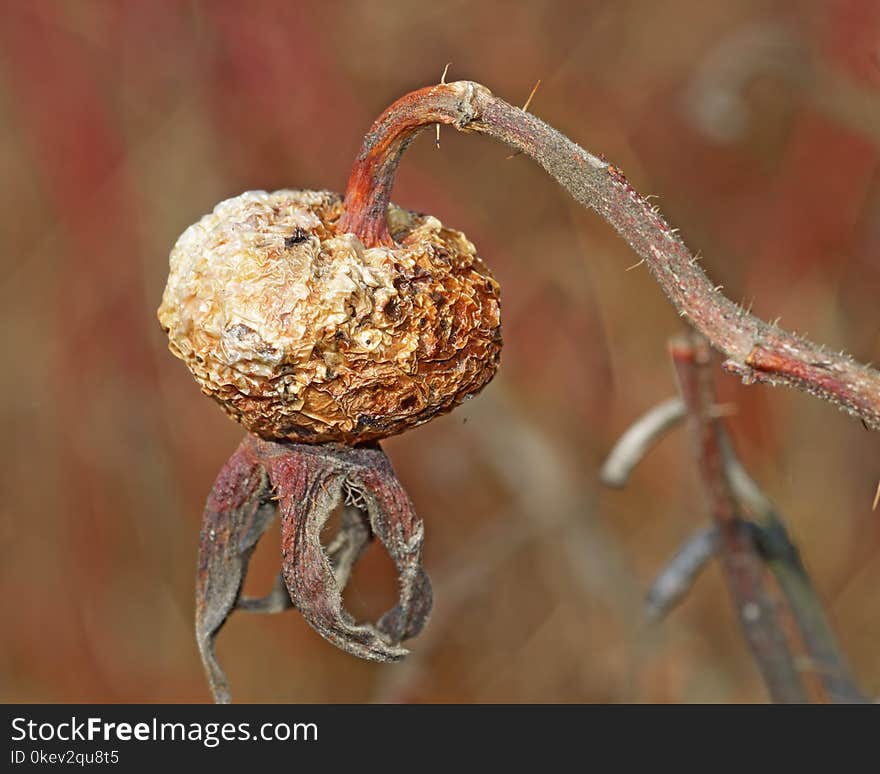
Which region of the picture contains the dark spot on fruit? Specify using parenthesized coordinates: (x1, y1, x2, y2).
(383, 297, 401, 320)
(225, 323, 276, 356)
(284, 227, 309, 248)
(411, 266, 432, 281)
(355, 414, 381, 430)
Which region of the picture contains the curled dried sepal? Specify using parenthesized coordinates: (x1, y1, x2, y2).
(236, 572, 293, 613)
(262, 440, 432, 662)
(237, 506, 371, 615)
(195, 436, 432, 702)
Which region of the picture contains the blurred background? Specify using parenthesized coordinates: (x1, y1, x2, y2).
(2, 0, 879, 703)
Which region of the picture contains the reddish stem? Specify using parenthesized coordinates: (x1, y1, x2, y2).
(339, 80, 880, 431)
(671, 334, 807, 703)
(339, 83, 482, 246)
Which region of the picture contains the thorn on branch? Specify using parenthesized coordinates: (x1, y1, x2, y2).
(506, 78, 542, 160)
(521, 78, 541, 113)
(436, 62, 452, 148)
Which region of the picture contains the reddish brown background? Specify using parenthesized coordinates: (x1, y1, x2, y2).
(2, 0, 879, 702)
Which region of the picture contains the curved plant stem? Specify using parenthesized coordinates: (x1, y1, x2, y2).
(599, 397, 686, 487)
(339, 80, 880, 431)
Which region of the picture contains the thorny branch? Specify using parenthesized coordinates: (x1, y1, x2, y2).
(339, 80, 880, 432)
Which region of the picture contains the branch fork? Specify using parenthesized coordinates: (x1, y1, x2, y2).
(601, 335, 864, 702)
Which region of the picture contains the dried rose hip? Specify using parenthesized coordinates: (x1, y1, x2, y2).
(159, 178, 500, 701)
(158, 189, 501, 444)
(159, 75, 880, 704)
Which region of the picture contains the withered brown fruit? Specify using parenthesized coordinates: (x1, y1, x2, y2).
(161, 78, 878, 704)
(158, 189, 501, 444)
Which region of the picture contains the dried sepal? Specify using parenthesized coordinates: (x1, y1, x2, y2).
(195, 438, 275, 704)
(261, 440, 432, 662)
(196, 436, 432, 702)
(323, 504, 373, 590)
(236, 573, 292, 614)
(351, 453, 432, 643)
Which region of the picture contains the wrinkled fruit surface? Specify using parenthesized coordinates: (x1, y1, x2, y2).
(158, 190, 502, 443)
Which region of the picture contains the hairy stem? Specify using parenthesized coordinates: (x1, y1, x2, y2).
(339, 80, 880, 430)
